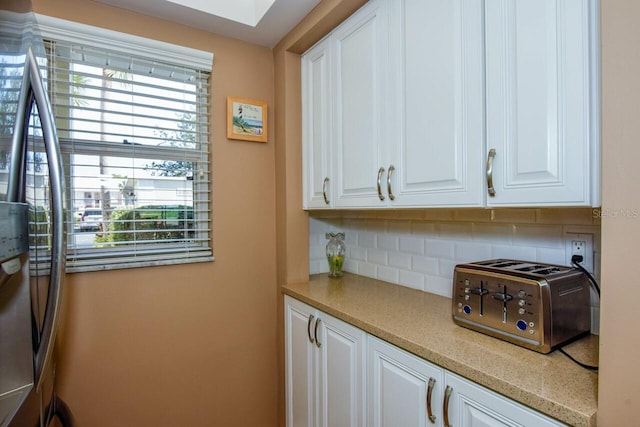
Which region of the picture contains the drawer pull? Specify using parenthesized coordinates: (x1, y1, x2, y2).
(314, 318, 322, 348)
(387, 165, 395, 201)
(322, 177, 330, 205)
(377, 167, 385, 201)
(307, 314, 315, 344)
(486, 148, 496, 197)
(443, 385, 453, 427)
(427, 377, 436, 423)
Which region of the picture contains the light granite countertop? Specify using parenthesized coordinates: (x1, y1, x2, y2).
(283, 273, 598, 427)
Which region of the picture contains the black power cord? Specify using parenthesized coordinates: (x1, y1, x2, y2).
(571, 254, 601, 297)
(556, 255, 601, 372)
(558, 348, 598, 372)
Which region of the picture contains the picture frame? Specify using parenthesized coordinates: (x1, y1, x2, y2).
(227, 97, 268, 143)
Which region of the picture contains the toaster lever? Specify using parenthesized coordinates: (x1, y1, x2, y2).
(492, 292, 513, 302)
(470, 288, 489, 296)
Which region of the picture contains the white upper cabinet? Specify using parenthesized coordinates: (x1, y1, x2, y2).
(302, 37, 333, 209)
(301, 0, 599, 209)
(485, 0, 599, 206)
(387, 0, 485, 207)
(332, 0, 389, 207)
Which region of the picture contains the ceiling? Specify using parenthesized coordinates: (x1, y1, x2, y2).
(94, 0, 321, 48)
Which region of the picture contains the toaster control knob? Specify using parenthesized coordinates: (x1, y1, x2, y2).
(464, 294, 470, 301)
(518, 308, 526, 315)
(465, 288, 471, 294)
(518, 299, 526, 307)
(516, 320, 527, 331)
(463, 305, 471, 315)
(518, 290, 527, 298)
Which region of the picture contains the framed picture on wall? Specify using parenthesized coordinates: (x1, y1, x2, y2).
(227, 97, 268, 143)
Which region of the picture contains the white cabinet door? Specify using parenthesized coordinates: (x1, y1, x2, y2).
(484, 0, 598, 206)
(368, 336, 444, 427)
(285, 297, 317, 427)
(444, 372, 566, 427)
(317, 312, 366, 427)
(285, 296, 366, 427)
(333, 0, 389, 207)
(302, 37, 333, 209)
(387, 0, 484, 207)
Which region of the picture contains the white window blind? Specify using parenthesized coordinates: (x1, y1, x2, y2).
(36, 15, 214, 272)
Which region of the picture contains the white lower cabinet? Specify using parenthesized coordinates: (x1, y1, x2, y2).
(285, 296, 366, 427)
(368, 336, 444, 427)
(285, 297, 565, 427)
(444, 372, 565, 427)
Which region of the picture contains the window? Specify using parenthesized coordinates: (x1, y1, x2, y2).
(36, 15, 214, 272)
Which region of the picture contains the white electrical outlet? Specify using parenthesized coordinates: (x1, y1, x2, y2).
(565, 232, 593, 273)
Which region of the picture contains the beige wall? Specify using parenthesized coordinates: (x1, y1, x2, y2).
(31, 1, 278, 425)
(272, 1, 367, 424)
(599, 0, 640, 423)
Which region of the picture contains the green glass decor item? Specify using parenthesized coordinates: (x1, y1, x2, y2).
(325, 232, 346, 278)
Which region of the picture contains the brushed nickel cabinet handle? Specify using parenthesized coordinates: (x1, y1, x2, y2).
(387, 165, 395, 201)
(314, 318, 322, 348)
(443, 385, 453, 427)
(377, 166, 385, 201)
(307, 314, 315, 344)
(322, 177, 330, 205)
(427, 377, 436, 423)
(486, 148, 496, 197)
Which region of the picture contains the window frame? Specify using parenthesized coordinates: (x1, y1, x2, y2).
(34, 14, 215, 273)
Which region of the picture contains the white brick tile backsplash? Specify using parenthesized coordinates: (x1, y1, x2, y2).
(309, 217, 326, 233)
(350, 246, 367, 261)
(399, 270, 425, 290)
(343, 259, 357, 273)
(439, 259, 458, 279)
(309, 231, 320, 246)
(536, 247, 566, 266)
(378, 234, 399, 251)
(399, 236, 425, 255)
(411, 221, 437, 237)
(357, 261, 377, 278)
(386, 220, 411, 235)
(454, 242, 492, 262)
(412, 256, 439, 275)
(472, 223, 513, 243)
(513, 224, 564, 249)
(309, 244, 326, 260)
(367, 248, 388, 265)
(492, 245, 537, 261)
(425, 239, 455, 259)
(438, 222, 472, 239)
(308, 215, 601, 322)
(378, 266, 399, 284)
(344, 230, 357, 246)
(358, 231, 376, 248)
(424, 275, 453, 298)
(389, 252, 412, 270)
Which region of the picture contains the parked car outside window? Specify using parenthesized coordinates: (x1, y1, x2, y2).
(80, 209, 103, 231)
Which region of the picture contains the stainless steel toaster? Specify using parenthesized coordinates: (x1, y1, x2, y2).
(452, 259, 591, 353)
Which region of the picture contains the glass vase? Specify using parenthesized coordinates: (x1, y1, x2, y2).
(325, 232, 345, 278)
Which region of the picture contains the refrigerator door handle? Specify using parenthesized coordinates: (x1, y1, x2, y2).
(11, 47, 68, 393)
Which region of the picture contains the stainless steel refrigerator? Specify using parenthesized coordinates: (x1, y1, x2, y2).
(0, 7, 74, 427)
